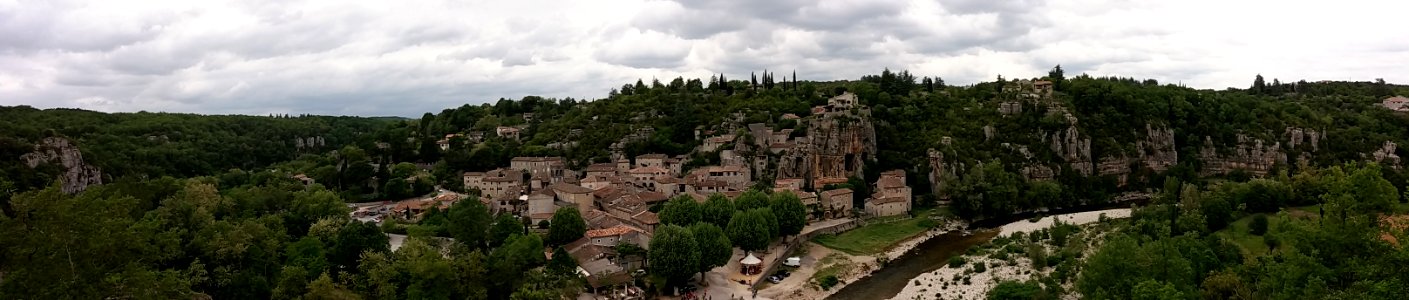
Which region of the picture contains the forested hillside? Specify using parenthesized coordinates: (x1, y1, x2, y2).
(0, 106, 390, 193)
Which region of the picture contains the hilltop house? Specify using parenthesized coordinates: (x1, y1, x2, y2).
(1384, 96, 1409, 112)
(496, 126, 520, 140)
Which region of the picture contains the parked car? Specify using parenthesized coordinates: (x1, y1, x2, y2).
(767, 276, 782, 284)
(784, 257, 801, 267)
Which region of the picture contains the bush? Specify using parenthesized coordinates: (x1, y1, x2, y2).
(973, 262, 987, 273)
(988, 280, 1043, 300)
(948, 256, 968, 268)
(819, 275, 840, 290)
(1249, 214, 1269, 236)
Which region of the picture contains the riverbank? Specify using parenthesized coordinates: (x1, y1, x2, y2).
(761, 215, 964, 300)
(889, 208, 1132, 300)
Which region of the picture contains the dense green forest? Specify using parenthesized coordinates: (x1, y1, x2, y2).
(0, 106, 390, 192)
(2, 68, 1408, 298)
(988, 162, 1409, 299)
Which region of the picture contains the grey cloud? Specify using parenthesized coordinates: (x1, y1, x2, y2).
(937, 0, 1039, 14)
(3, 0, 1405, 117)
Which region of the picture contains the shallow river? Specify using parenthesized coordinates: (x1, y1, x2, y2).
(826, 229, 998, 300)
(828, 202, 1138, 300)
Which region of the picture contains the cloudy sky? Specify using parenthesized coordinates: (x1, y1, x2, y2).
(2, 0, 1407, 117)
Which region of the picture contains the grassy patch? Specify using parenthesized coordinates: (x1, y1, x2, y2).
(811, 253, 854, 287)
(1216, 213, 1288, 258)
(812, 210, 935, 255)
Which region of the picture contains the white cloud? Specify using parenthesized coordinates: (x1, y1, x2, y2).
(1, 0, 1407, 116)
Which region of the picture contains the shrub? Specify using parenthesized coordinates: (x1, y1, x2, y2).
(973, 262, 987, 273)
(1249, 214, 1269, 236)
(948, 256, 967, 268)
(819, 275, 840, 290)
(988, 280, 1044, 300)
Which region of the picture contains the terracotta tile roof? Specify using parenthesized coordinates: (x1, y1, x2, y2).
(586, 225, 644, 238)
(820, 188, 853, 198)
(483, 177, 518, 183)
(636, 153, 668, 159)
(704, 135, 734, 143)
(697, 165, 746, 173)
(683, 192, 709, 203)
(531, 212, 555, 220)
(692, 179, 728, 188)
(463, 172, 484, 177)
(877, 177, 906, 189)
(511, 156, 564, 162)
(590, 215, 625, 229)
(631, 211, 659, 225)
(531, 188, 556, 198)
(654, 176, 680, 184)
(585, 163, 617, 172)
(593, 185, 621, 199)
(869, 196, 907, 205)
(637, 191, 668, 203)
(628, 166, 669, 174)
(550, 182, 594, 194)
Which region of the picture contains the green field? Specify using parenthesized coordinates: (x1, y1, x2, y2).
(1215, 206, 1317, 258)
(812, 210, 935, 255)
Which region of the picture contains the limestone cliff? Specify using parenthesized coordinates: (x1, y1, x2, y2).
(1198, 135, 1287, 176)
(1137, 124, 1178, 172)
(926, 148, 964, 199)
(20, 137, 103, 194)
(294, 136, 326, 150)
(1370, 141, 1400, 166)
(777, 111, 877, 188)
(1047, 126, 1093, 176)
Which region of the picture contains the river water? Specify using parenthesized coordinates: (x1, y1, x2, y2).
(827, 201, 1140, 300)
(826, 229, 999, 300)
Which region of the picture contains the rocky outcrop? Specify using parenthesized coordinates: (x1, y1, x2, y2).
(294, 136, 326, 150)
(1198, 135, 1287, 176)
(1047, 126, 1093, 176)
(1370, 141, 1400, 166)
(776, 111, 877, 188)
(1021, 164, 1055, 181)
(20, 137, 103, 194)
(1136, 124, 1178, 172)
(927, 148, 965, 199)
(1096, 156, 1133, 186)
(1284, 127, 1323, 151)
(998, 101, 1022, 116)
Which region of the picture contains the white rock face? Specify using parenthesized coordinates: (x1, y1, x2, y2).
(21, 137, 103, 194)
